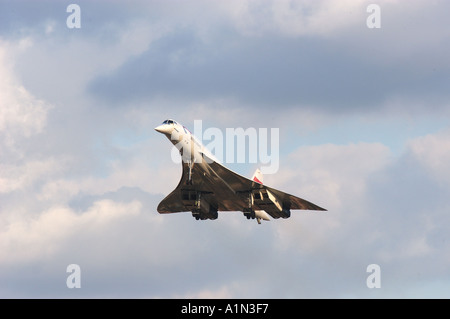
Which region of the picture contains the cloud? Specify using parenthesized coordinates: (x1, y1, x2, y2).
(86, 0, 450, 114)
(0, 41, 51, 148)
(177, 286, 233, 299)
(407, 129, 450, 184)
(265, 142, 393, 264)
(357, 130, 450, 295)
(0, 199, 142, 266)
(220, 0, 369, 37)
(0, 157, 65, 194)
(88, 32, 381, 109)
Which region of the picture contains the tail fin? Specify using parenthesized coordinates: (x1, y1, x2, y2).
(251, 168, 263, 184)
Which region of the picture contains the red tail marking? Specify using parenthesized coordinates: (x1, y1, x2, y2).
(253, 176, 263, 184)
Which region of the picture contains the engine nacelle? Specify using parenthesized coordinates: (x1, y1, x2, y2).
(269, 208, 291, 219)
(243, 208, 255, 219)
(182, 190, 217, 220)
(251, 188, 290, 219)
(192, 207, 218, 220)
(243, 208, 270, 222)
(181, 189, 217, 220)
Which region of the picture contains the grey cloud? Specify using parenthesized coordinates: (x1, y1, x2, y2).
(87, 26, 450, 113)
(0, 0, 63, 36)
(0, 0, 150, 40)
(4, 1, 450, 114)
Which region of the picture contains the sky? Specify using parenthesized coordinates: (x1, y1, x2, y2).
(1, 0, 450, 298)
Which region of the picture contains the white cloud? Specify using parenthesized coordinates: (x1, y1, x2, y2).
(0, 41, 51, 147)
(267, 142, 391, 253)
(35, 147, 182, 206)
(407, 129, 450, 184)
(268, 142, 392, 208)
(0, 157, 66, 194)
(176, 285, 233, 299)
(0, 199, 142, 266)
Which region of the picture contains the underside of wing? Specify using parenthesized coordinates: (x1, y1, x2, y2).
(206, 159, 326, 214)
(157, 160, 261, 217)
(157, 162, 191, 214)
(156, 188, 187, 214)
(265, 186, 327, 211)
(157, 156, 326, 220)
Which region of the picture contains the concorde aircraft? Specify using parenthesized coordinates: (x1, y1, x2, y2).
(155, 119, 326, 224)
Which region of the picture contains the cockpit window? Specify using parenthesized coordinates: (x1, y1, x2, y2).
(162, 119, 175, 125)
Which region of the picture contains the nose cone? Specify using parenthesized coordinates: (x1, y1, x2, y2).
(154, 124, 172, 135)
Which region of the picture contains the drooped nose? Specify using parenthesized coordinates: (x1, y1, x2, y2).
(154, 124, 172, 134)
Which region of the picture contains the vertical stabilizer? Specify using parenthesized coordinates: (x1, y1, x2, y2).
(251, 168, 263, 184)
